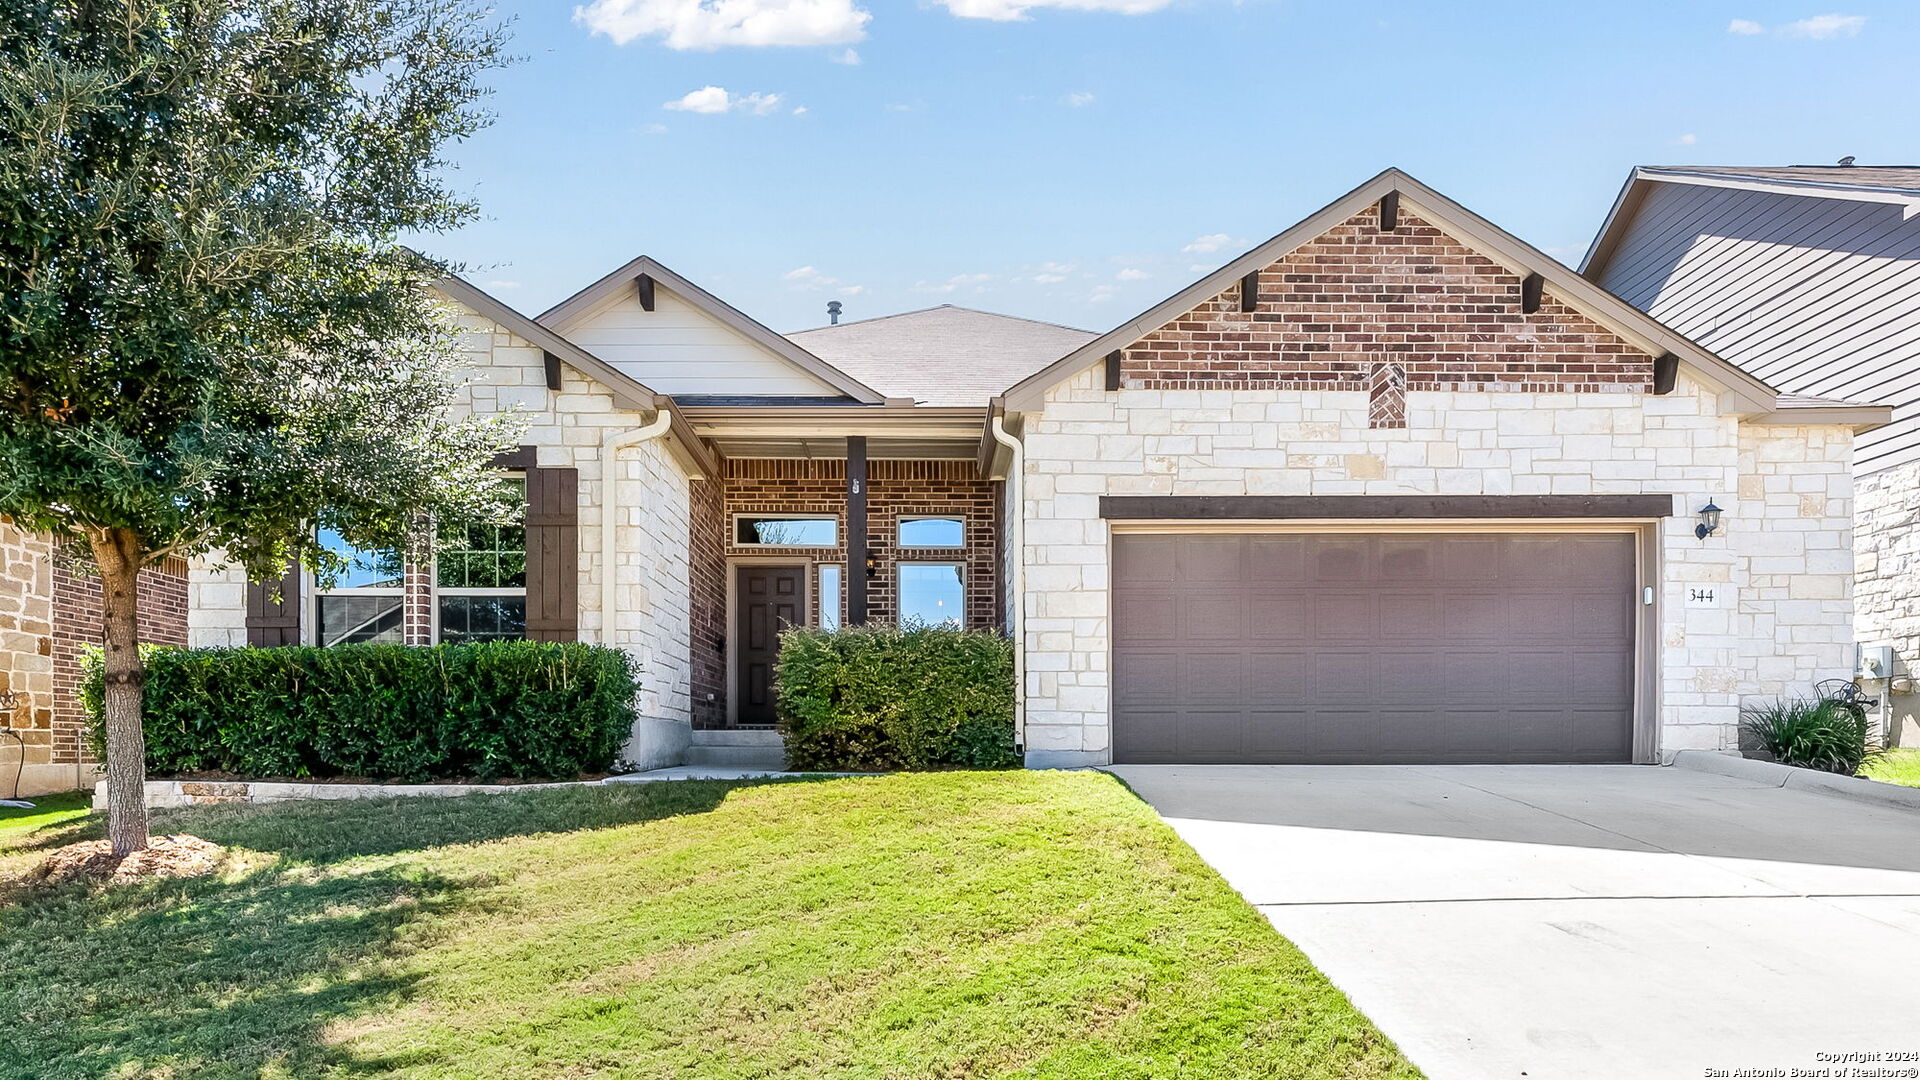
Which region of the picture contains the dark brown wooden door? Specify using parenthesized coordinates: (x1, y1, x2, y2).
(1111, 532, 1637, 764)
(735, 565, 806, 726)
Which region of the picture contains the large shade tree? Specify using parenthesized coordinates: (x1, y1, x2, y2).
(0, 0, 521, 854)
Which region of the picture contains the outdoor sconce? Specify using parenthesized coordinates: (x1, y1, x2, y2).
(1695, 500, 1723, 541)
(864, 555, 879, 578)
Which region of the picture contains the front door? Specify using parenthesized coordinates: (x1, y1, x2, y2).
(734, 564, 807, 726)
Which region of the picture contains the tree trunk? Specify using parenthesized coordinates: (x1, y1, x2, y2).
(89, 527, 149, 855)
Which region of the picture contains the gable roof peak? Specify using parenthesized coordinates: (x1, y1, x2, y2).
(538, 253, 887, 404)
(1000, 167, 1777, 414)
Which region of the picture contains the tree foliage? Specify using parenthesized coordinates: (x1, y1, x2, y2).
(0, 0, 519, 851)
(0, 0, 520, 580)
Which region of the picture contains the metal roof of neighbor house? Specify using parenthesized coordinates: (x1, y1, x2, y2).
(788, 305, 1097, 407)
(1639, 165, 1920, 193)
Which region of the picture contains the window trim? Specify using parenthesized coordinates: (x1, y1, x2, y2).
(896, 560, 967, 629)
(732, 512, 841, 549)
(895, 514, 966, 548)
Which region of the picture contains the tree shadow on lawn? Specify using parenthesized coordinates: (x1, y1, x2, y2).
(4, 776, 855, 867)
(0, 779, 858, 1079)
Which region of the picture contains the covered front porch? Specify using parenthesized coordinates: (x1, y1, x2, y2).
(679, 403, 1005, 733)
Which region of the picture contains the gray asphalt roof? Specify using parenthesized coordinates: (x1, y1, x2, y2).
(788, 305, 1097, 407)
(1645, 165, 1920, 193)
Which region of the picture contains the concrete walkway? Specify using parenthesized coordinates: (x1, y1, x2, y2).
(1107, 764, 1920, 1080)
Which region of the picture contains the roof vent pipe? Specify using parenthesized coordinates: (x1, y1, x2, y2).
(1839, 156, 1857, 166)
(827, 300, 842, 325)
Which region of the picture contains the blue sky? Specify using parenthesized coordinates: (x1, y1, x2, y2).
(427, 1, 1915, 333)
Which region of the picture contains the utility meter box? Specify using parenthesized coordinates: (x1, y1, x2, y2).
(1855, 644, 1896, 681)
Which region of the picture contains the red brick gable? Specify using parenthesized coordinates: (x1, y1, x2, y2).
(1119, 203, 1655, 425)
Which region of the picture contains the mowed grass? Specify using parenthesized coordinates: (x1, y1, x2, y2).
(1862, 747, 1920, 788)
(0, 772, 1419, 1080)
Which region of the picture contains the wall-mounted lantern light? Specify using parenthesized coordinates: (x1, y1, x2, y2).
(864, 555, 879, 579)
(1695, 500, 1723, 541)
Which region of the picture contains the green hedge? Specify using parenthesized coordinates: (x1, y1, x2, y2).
(84, 641, 639, 781)
(775, 624, 1018, 771)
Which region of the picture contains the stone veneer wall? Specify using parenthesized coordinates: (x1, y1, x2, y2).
(1855, 459, 1920, 744)
(1016, 370, 1858, 765)
(690, 458, 1001, 729)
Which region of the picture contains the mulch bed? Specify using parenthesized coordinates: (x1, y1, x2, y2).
(26, 835, 224, 885)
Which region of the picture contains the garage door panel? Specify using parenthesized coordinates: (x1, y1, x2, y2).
(1113, 531, 1637, 765)
(1178, 535, 1246, 582)
(1180, 593, 1248, 640)
(1114, 535, 1178, 584)
(1247, 651, 1308, 698)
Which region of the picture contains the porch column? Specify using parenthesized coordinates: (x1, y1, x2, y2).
(846, 435, 868, 625)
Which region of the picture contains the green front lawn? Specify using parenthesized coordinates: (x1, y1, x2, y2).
(0, 772, 1418, 1080)
(1862, 747, 1920, 788)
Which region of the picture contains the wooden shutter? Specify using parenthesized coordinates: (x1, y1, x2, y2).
(245, 562, 302, 647)
(524, 466, 579, 641)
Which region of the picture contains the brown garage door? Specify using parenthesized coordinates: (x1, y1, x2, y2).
(1111, 532, 1637, 764)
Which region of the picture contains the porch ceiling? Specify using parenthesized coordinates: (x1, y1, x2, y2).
(681, 403, 988, 462)
(707, 436, 981, 460)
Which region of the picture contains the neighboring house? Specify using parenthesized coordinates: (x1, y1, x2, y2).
(1584, 164, 1920, 745)
(0, 168, 1890, 789)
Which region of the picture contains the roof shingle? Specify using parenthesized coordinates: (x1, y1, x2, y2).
(788, 305, 1096, 407)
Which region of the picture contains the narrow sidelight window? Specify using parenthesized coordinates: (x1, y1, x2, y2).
(818, 565, 843, 631)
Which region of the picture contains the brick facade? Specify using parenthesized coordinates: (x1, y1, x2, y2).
(46, 554, 189, 768)
(1120, 205, 1653, 416)
(690, 457, 1001, 728)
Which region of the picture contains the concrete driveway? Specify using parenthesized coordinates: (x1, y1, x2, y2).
(1107, 764, 1920, 1080)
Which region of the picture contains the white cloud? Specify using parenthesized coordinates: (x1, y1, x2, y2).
(838, 285, 866, 296)
(914, 272, 993, 294)
(791, 105, 809, 115)
(1670, 133, 1698, 146)
(663, 86, 787, 114)
(1032, 273, 1068, 284)
(1728, 14, 1867, 39)
(1116, 267, 1149, 281)
(1063, 91, 1096, 107)
(1781, 13, 1865, 38)
(831, 47, 861, 64)
(639, 122, 670, 134)
(783, 265, 847, 290)
(1188, 263, 1214, 273)
(576, 0, 870, 49)
(1181, 232, 1243, 254)
(935, 0, 1175, 21)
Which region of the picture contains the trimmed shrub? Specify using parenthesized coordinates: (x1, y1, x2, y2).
(1741, 696, 1885, 775)
(775, 624, 1018, 771)
(84, 641, 639, 781)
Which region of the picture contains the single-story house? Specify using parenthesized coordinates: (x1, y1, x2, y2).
(1583, 163, 1920, 745)
(0, 169, 1891, 787)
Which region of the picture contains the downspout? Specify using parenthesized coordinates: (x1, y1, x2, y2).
(989, 413, 1026, 756)
(600, 408, 674, 646)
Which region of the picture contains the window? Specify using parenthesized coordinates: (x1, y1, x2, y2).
(313, 531, 404, 646)
(818, 565, 843, 631)
(437, 478, 527, 643)
(897, 515, 964, 547)
(735, 515, 837, 547)
(898, 563, 964, 628)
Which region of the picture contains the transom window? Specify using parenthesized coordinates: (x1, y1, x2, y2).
(735, 514, 838, 547)
(437, 478, 527, 643)
(897, 515, 964, 547)
(898, 562, 964, 629)
(313, 531, 405, 646)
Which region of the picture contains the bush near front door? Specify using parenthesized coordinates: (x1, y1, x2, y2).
(775, 624, 1017, 770)
(82, 641, 639, 781)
